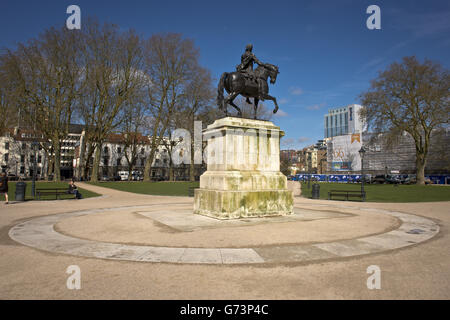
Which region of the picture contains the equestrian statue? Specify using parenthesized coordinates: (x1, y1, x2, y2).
(217, 44, 280, 119)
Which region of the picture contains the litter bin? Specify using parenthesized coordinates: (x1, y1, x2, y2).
(15, 181, 27, 201)
(311, 183, 320, 199)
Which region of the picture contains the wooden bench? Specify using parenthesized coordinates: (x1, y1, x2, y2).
(36, 188, 76, 200)
(328, 190, 366, 201)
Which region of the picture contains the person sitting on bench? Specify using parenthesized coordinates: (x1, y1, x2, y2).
(68, 179, 82, 199)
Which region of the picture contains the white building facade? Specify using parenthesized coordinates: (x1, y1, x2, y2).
(324, 104, 364, 139)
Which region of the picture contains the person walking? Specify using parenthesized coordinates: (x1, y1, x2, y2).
(0, 172, 9, 204)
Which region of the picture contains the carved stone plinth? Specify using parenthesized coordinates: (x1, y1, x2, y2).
(194, 117, 293, 219)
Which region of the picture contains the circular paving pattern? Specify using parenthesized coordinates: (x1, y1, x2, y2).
(9, 203, 439, 265)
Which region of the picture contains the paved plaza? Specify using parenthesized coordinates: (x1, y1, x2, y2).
(1, 183, 449, 299)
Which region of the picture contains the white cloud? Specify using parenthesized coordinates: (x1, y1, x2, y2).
(281, 137, 311, 148)
(274, 109, 288, 117)
(289, 87, 303, 96)
(306, 103, 325, 111)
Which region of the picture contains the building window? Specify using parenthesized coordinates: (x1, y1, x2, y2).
(4, 153, 8, 162)
(349, 107, 353, 121)
(20, 155, 25, 163)
(117, 147, 122, 154)
(103, 157, 109, 166)
(20, 166, 25, 174)
(141, 158, 145, 166)
(38, 155, 42, 163)
(22, 143, 27, 150)
(103, 146, 109, 154)
(5, 142, 9, 150)
(141, 148, 145, 155)
(117, 158, 121, 166)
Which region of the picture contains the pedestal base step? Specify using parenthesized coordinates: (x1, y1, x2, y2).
(194, 189, 294, 220)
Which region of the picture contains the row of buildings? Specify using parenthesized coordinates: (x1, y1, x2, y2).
(282, 104, 449, 175)
(0, 125, 200, 181)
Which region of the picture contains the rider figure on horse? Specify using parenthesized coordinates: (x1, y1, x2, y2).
(236, 44, 265, 103)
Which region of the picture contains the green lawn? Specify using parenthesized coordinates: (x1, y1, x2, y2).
(300, 182, 450, 202)
(89, 181, 200, 196)
(0, 181, 100, 201)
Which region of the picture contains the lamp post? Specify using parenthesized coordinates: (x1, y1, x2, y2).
(359, 146, 366, 201)
(31, 141, 39, 198)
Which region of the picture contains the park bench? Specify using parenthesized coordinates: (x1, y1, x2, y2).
(36, 188, 76, 200)
(328, 190, 366, 201)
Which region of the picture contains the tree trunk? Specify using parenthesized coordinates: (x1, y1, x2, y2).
(53, 140, 61, 182)
(169, 166, 174, 181)
(189, 139, 195, 182)
(78, 134, 87, 180)
(90, 145, 101, 182)
(416, 154, 426, 185)
(82, 143, 94, 181)
(47, 154, 54, 181)
(144, 148, 157, 182)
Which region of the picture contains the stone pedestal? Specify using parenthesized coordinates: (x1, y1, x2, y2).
(194, 117, 293, 219)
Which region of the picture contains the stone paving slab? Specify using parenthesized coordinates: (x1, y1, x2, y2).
(138, 207, 348, 232)
(8, 204, 440, 265)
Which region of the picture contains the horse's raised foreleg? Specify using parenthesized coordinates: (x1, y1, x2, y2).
(225, 92, 242, 117)
(262, 94, 279, 114)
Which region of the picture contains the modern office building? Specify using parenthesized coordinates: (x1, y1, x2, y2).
(324, 104, 364, 138)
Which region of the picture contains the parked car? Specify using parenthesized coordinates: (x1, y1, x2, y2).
(131, 171, 143, 181)
(371, 175, 387, 184)
(100, 175, 110, 181)
(117, 171, 129, 181)
(385, 175, 401, 184)
(403, 175, 416, 184)
(113, 174, 122, 181)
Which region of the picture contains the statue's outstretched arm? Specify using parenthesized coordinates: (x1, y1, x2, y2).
(252, 54, 264, 66)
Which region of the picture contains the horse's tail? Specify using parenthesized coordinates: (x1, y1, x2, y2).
(217, 72, 227, 109)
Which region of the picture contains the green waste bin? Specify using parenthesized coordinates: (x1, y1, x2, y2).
(311, 183, 320, 199)
(15, 181, 27, 201)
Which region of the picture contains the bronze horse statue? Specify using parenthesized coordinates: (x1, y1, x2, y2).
(217, 63, 280, 119)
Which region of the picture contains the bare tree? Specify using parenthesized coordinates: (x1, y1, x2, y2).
(175, 66, 215, 181)
(120, 100, 149, 179)
(3, 27, 84, 181)
(360, 56, 450, 184)
(79, 21, 146, 182)
(0, 58, 20, 136)
(142, 33, 199, 181)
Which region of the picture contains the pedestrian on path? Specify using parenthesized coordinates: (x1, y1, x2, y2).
(0, 172, 9, 204)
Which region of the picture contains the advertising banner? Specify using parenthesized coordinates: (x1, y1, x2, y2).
(329, 134, 362, 171)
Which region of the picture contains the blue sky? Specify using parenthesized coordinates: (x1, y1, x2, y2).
(1, 0, 449, 149)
